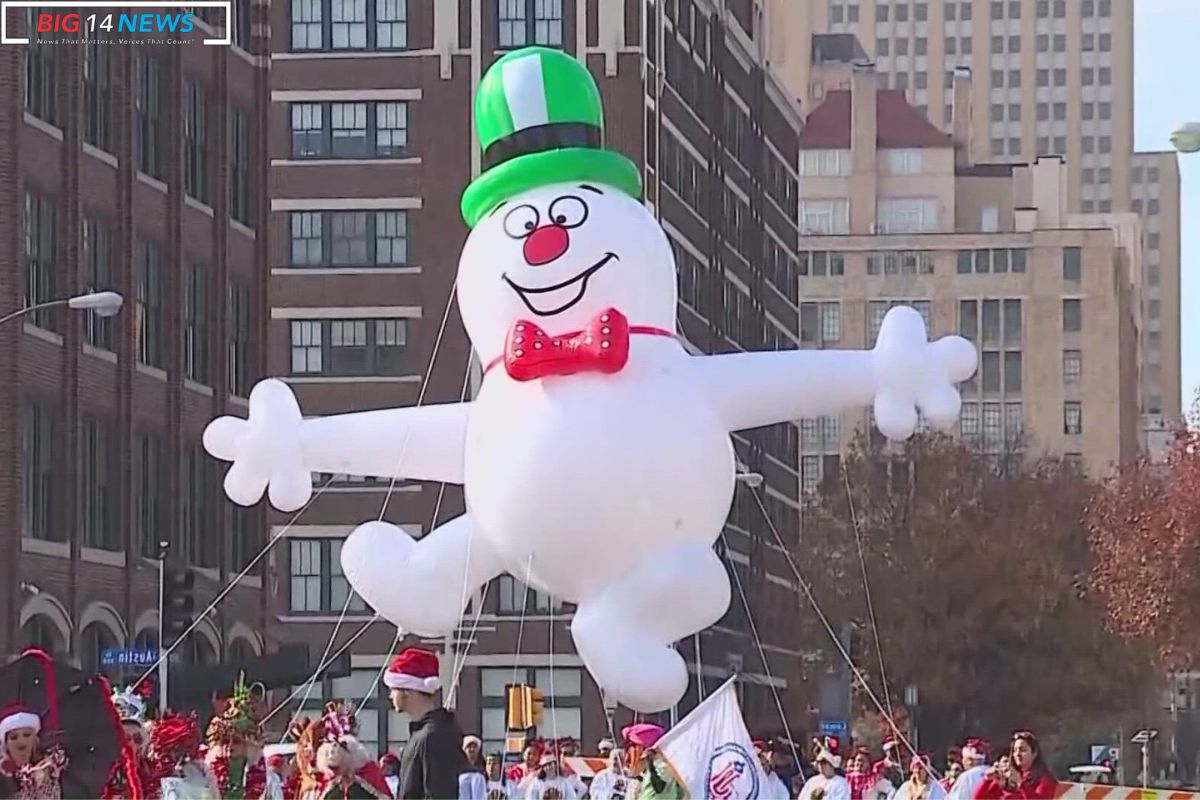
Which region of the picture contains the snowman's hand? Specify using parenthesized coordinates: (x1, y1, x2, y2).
(871, 306, 977, 440)
(203, 378, 312, 512)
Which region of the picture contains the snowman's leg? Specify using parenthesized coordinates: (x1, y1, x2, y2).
(571, 540, 731, 712)
(339, 514, 504, 637)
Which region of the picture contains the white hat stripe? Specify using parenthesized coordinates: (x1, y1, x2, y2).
(501, 53, 550, 132)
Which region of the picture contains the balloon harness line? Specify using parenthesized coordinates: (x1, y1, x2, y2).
(273, 284, 469, 733)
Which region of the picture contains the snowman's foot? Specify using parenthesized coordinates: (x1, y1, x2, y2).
(340, 514, 503, 637)
(572, 602, 688, 713)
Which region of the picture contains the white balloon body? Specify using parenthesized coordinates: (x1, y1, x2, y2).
(204, 180, 978, 713)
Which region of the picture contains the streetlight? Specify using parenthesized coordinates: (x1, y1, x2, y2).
(1170, 122, 1200, 154)
(905, 683, 920, 750)
(0, 291, 124, 327)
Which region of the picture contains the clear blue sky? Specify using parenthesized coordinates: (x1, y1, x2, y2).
(1135, 0, 1198, 414)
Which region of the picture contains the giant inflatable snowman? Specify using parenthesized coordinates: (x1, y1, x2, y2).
(205, 47, 977, 712)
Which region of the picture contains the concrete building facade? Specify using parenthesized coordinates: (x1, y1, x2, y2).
(267, 0, 811, 754)
(0, 8, 270, 670)
(793, 63, 1142, 483)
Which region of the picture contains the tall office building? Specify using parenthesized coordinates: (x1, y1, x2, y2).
(269, 0, 808, 752)
(0, 9, 270, 668)
(794, 63, 1142, 480)
(771, 0, 1184, 423)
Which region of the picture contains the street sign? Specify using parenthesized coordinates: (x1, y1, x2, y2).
(100, 648, 157, 668)
(819, 719, 848, 738)
(1131, 729, 1158, 744)
(1091, 745, 1108, 764)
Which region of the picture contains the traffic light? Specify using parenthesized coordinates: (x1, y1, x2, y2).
(505, 685, 546, 731)
(162, 567, 195, 645)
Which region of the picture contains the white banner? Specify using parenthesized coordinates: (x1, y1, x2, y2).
(656, 677, 771, 799)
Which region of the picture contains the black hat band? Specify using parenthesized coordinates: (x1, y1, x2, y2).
(482, 122, 603, 171)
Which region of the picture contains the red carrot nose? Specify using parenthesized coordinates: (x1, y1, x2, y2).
(523, 225, 570, 266)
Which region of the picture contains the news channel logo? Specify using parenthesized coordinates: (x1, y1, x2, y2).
(1, 1, 232, 44)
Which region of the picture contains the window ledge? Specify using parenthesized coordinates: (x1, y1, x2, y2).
(271, 266, 421, 276)
(82, 142, 119, 168)
(324, 484, 422, 495)
(229, 574, 262, 589)
(21, 537, 69, 557)
(23, 112, 63, 141)
(195, 566, 220, 581)
(285, 375, 421, 385)
(81, 547, 126, 567)
(83, 343, 118, 363)
(136, 171, 169, 194)
(136, 363, 168, 381)
(184, 379, 215, 397)
(229, 395, 249, 408)
(271, 157, 422, 167)
(276, 614, 377, 623)
(23, 323, 62, 345)
(231, 219, 257, 240)
(184, 196, 216, 217)
(271, 48, 434, 61)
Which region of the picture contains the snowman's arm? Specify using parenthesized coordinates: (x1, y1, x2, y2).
(300, 402, 470, 484)
(689, 350, 874, 432)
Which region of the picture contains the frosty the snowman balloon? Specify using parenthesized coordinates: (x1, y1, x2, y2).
(205, 47, 977, 712)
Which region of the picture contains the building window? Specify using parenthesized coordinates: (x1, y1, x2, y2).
(498, 0, 562, 48)
(290, 0, 406, 50)
(960, 403, 980, 438)
(800, 302, 841, 345)
(289, 539, 368, 613)
(800, 200, 850, 234)
(82, 218, 114, 350)
(983, 403, 1002, 450)
(230, 109, 252, 226)
(183, 81, 210, 204)
(1063, 349, 1081, 383)
(290, 319, 408, 377)
(231, 0, 252, 48)
(21, 403, 58, 541)
(24, 11, 57, 125)
(799, 149, 850, 177)
(136, 433, 163, 558)
(1062, 247, 1081, 282)
(184, 264, 209, 384)
(81, 417, 117, 551)
(1062, 299, 1081, 333)
(289, 210, 410, 267)
(83, 44, 111, 150)
(293, 100, 409, 159)
(23, 190, 58, 332)
(227, 280, 253, 397)
(886, 149, 922, 174)
(868, 300, 930, 344)
(136, 55, 163, 179)
(1004, 351, 1022, 393)
(136, 240, 163, 367)
(497, 576, 562, 615)
(800, 251, 845, 278)
(181, 447, 212, 567)
(1063, 402, 1082, 435)
(876, 197, 938, 233)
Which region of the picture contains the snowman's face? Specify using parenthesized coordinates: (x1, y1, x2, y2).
(457, 181, 677, 355)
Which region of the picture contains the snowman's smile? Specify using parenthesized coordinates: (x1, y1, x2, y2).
(503, 252, 617, 317)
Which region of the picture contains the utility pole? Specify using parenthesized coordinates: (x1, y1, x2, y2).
(157, 540, 169, 714)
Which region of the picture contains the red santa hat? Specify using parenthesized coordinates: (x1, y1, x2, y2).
(383, 648, 441, 694)
(0, 706, 41, 741)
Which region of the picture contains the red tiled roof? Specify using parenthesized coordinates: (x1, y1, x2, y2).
(799, 89, 952, 149)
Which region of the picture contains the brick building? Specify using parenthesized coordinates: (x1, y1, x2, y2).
(0, 8, 270, 674)
(267, 0, 811, 753)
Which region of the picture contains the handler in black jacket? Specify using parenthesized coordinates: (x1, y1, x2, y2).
(385, 647, 467, 799)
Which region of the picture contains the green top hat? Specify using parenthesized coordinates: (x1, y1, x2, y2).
(461, 46, 643, 228)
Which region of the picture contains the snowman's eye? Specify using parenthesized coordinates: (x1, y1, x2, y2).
(502, 205, 540, 239)
(548, 195, 588, 229)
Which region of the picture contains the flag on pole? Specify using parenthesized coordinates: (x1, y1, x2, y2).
(655, 677, 769, 799)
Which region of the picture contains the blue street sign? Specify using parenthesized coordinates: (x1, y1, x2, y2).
(100, 648, 157, 668)
(819, 719, 848, 737)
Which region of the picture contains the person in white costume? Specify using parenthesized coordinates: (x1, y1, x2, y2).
(755, 741, 791, 800)
(946, 740, 989, 800)
(202, 47, 978, 715)
(894, 755, 946, 800)
(587, 750, 629, 800)
(518, 754, 577, 799)
(798, 746, 851, 800)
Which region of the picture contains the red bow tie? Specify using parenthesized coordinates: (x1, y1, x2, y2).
(488, 308, 674, 382)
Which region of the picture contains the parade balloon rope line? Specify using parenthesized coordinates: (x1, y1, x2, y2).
(262, 615, 378, 726)
(746, 486, 942, 783)
(130, 474, 338, 692)
(349, 352, 474, 720)
(446, 580, 492, 709)
(717, 529, 802, 773)
(279, 282, 463, 732)
(841, 460, 895, 718)
(509, 555, 536, 692)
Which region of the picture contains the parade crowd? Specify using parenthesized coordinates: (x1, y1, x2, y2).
(0, 646, 1059, 800)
